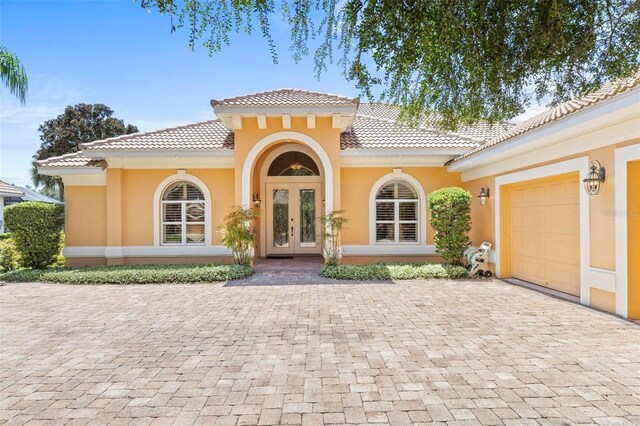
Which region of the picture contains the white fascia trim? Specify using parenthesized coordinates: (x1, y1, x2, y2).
(0, 191, 23, 197)
(242, 131, 334, 214)
(214, 105, 358, 116)
(65, 246, 232, 258)
(450, 88, 640, 174)
(494, 156, 591, 306)
(341, 148, 469, 157)
(342, 245, 437, 256)
(152, 173, 213, 247)
(38, 167, 105, 176)
(615, 143, 640, 318)
(368, 170, 428, 246)
(341, 155, 456, 167)
(81, 150, 235, 158)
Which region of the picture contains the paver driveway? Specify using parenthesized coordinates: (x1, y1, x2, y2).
(1, 280, 639, 425)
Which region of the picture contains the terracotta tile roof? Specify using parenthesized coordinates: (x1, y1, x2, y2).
(36, 152, 106, 169)
(341, 115, 480, 150)
(211, 88, 357, 107)
(356, 103, 515, 142)
(450, 72, 640, 164)
(80, 120, 234, 152)
(0, 180, 24, 196)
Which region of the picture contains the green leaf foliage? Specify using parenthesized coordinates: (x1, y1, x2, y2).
(320, 263, 470, 280)
(0, 264, 254, 284)
(0, 237, 20, 272)
(0, 45, 28, 105)
(137, 0, 640, 128)
(32, 104, 138, 201)
(427, 188, 472, 264)
(318, 209, 348, 265)
(219, 206, 259, 265)
(3, 202, 64, 270)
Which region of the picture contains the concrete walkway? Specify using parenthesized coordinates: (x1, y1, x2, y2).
(1, 279, 639, 425)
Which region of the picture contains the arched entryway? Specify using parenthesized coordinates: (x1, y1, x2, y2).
(258, 143, 325, 257)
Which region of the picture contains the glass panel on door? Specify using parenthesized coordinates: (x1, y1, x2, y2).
(273, 189, 290, 248)
(299, 189, 316, 247)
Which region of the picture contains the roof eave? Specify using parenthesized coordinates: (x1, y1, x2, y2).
(447, 86, 640, 172)
(37, 167, 106, 176)
(80, 149, 235, 158)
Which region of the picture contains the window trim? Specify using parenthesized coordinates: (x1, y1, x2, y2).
(153, 173, 212, 247)
(369, 170, 427, 246)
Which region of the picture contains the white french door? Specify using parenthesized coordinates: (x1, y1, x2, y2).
(266, 183, 322, 256)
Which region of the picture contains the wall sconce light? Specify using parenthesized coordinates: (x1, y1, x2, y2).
(583, 160, 606, 195)
(252, 193, 261, 206)
(478, 186, 490, 206)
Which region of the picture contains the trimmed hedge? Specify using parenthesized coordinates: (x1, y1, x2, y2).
(320, 263, 470, 280)
(427, 187, 472, 264)
(0, 237, 19, 272)
(4, 202, 64, 269)
(0, 264, 253, 284)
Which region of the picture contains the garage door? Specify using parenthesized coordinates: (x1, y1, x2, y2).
(509, 172, 580, 296)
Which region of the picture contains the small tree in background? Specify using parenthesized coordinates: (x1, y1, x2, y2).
(427, 188, 472, 265)
(4, 202, 64, 269)
(220, 207, 259, 265)
(319, 209, 348, 266)
(32, 104, 138, 201)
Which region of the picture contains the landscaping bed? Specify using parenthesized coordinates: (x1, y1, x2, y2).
(320, 263, 471, 280)
(0, 264, 253, 284)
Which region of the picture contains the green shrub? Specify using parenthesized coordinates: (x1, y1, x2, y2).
(320, 263, 470, 280)
(319, 209, 348, 265)
(219, 207, 259, 265)
(0, 264, 253, 284)
(4, 202, 64, 269)
(427, 187, 472, 264)
(0, 238, 20, 272)
(0, 232, 12, 240)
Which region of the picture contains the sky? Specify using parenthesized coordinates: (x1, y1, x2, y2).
(0, 0, 547, 188)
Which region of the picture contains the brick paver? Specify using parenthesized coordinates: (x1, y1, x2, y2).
(1, 279, 639, 425)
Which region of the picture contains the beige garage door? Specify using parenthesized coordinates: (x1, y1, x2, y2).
(509, 173, 580, 296)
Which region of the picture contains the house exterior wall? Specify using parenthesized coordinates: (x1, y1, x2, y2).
(233, 116, 342, 210)
(65, 186, 107, 247)
(340, 166, 462, 249)
(461, 138, 640, 316)
(118, 168, 235, 246)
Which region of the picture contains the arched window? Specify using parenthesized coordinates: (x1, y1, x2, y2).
(267, 151, 320, 176)
(161, 181, 206, 244)
(375, 180, 419, 243)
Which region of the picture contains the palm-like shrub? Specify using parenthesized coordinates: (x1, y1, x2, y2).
(427, 187, 472, 265)
(319, 209, 348, 265)
(219, 207, 259, 265)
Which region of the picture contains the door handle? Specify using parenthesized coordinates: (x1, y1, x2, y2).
(291, 226, 294, 237)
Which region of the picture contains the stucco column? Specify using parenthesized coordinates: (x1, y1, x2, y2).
(105, 168, 124, 265)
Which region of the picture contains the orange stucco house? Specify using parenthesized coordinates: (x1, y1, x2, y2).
(37, 78, 640, 319)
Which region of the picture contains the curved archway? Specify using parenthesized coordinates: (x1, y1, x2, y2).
(153, 172, 212, 246)
(368, 170, 427, 245)
(242, 131, 334, 213)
